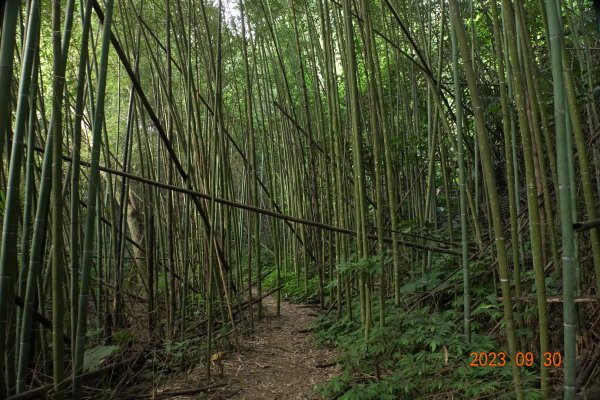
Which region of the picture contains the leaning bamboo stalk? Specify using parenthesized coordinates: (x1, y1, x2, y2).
(92, 0, 234, 279)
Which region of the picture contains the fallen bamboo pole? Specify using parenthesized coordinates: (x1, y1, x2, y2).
(31, 145, 462, 257)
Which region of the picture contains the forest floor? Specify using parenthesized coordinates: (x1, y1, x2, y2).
(155, 295, 339, 400)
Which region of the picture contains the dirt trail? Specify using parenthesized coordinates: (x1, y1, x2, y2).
(162, 296, 339, 400)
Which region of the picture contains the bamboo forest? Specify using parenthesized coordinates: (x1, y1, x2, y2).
(1, 0, 600, 398)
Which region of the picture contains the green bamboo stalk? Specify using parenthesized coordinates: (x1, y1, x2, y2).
(0, 0, 19, 164)
(73, 0, 116, 396)
(489, 0, 525, 338)
(17, 0, 74, 392)
(500, 1, 550, 394)
(51, 1, 66, 395)
(240, 0, 261, 321)
(341, 0, 370, 337)
(450, 26, 470, 344)
(0, 1, 21, 395)
(17, 84, 54, 398)
(359, 0, 386, 327)
(561, 48, 600, 295)
(544, 1, 576, 397)
(68, 0, 91, 346)
(514, 1, 560, 279)
(447, 1, 522, 397)
(17, 37, 40, 365)
(0, 1, 39, 395)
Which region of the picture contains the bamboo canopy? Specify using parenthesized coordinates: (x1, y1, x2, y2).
(0, 0, 598, 399)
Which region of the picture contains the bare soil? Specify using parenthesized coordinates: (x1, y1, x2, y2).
(151, 295, 339, 400)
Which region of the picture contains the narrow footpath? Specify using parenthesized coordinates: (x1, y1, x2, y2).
(160, 295, 339, 400)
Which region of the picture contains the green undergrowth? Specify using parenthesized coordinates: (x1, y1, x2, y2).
(263, 268, 320, 303)
(311, 252, 543, 399)
(313, 303, 541, 399)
